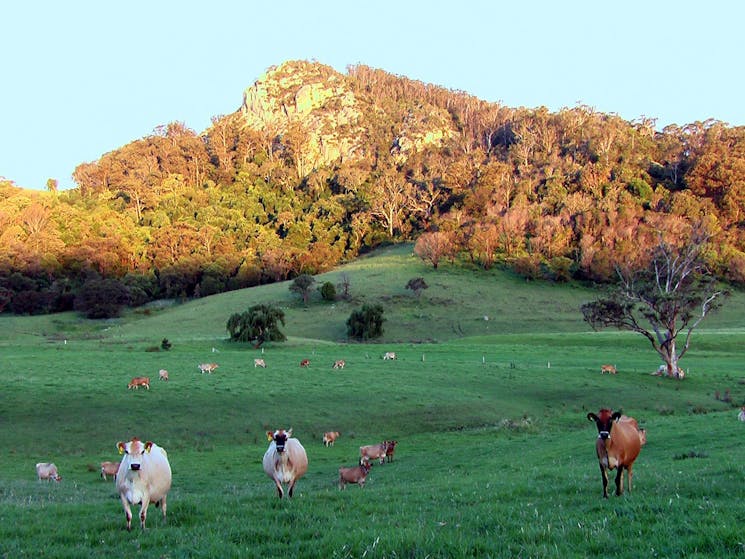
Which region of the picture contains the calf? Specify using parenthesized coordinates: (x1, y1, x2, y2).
(100, 461, 120, 480)
(385, 440, 398, 462)
(263, 428, 308, 498)
(36, 462, 61, 482)
(128, 377, 150, 390)
(587, 409, 643, 498)
(116, 437, 172, 531)
(323, 431, 341, 447)
(254, 358, 267, 368)
(360, 442, 388, 465)
(198, 363, 219, 374)
(158, 369, 169, 381)
(339, 458, 372, 490)
(383, 352, 397, 360)
(333, 359, 345, 369)
(600, 364, 617, 374)
(300, 359, 310, 368)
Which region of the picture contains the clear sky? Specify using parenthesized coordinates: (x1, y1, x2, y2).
(2, 0, 742, 191)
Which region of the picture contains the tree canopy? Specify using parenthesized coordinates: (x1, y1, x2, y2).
(226, 304, 286, 348)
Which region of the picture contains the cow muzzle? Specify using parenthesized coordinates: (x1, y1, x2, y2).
(598, 431, 610, 440)
(130, 463, 141, 471)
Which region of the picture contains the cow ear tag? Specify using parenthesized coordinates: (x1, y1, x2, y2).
(267, 431, 274, 441)
(117, 443, 124, 455)
(145, 442, 153, 453)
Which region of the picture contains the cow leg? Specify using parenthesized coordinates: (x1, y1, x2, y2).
(599, 465, 609, 498)
(627, 465, 633, 493)
(615, 466, 625, 496)
(120, 496, 133, 531)
(160, 495, 168, 523)
(274, 479, 284, 498)
(139, 501, 150, 530)
(288, 480, 297, 497)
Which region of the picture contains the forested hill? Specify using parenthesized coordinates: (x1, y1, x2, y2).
(1, 59, 744, 315)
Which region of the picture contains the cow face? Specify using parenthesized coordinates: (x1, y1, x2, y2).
(587, 409, 622, 440)
(117, 438, 153, 470)
(267, 429, 293, 453)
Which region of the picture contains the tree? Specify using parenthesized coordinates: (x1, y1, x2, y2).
(414, 232, 453, 269)
(405, 277, 428, 298)
(226, 304, 286, 348)
(319, 281, 336, 301)
(73, 278, 131, 319)
(289, 274, 316, 305)
(581, 231, 727, 378)
(346, 304, 385, 340)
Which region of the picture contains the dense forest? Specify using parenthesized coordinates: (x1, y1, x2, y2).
(1, 60, 744, 316)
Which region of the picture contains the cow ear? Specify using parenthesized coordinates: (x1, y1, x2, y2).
(117, 442, 125, 454)
(145, 441, 153, 453)
(587, 413, 598, 422)
(266, 431, 274, 441)
(612, 411, 623, 421)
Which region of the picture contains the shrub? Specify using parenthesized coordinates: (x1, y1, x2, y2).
(73, 278, 131, 319)
(346, 304, 385, 340)
(319, 281, 336, 301)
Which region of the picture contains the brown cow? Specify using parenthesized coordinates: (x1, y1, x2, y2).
(128, 377, 150, 390)
(323, 431, 341, 447)
(587, 409, 643, 498)
(300, 359, 310, 368)
(600, 364, 617, 374)
(100, 461, 120, 480)
(360, 442, 388, 465)
(198, 363, 218, 374)
(339, 457, 372, 490)
(332, 360, 345, 369)
(384, 440, 398, 462)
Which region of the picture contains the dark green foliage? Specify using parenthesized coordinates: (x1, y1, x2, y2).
(226, 303, 286, 347)
(73, 278, 131, 319)
(289, 274, 316, 305)
(161, 338, 172, 351)
(319, 281, 336, 301)
(405, 277, 428, 297)
(346, 303, 385, 340)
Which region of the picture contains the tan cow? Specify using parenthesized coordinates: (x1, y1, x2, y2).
(323, 431, 341, 447)
(333, 360, 345, 369)
(198, 363, 218, 374)
(36, 462, 61, 481)
(254, 358, 267, 368)
(128, 377, 150, 390)
(100, 461, 120, 480)
(339, 457, 372, 490)
(600, 364, 617, 374)
(263, 428, 308, 498)
(383, 352, 397, 360)
(158, 369, 169, 381)
(116, 437, 172, 531)
(587, 409, 643, 498)
(360, 442, 388, 465)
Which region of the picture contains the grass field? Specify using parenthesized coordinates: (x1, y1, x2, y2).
(1, 244, 744, 558)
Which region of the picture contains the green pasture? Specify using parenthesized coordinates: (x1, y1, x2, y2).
(1, 244, 744, 558)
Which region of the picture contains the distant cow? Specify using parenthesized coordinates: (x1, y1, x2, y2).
(116, 437, 172, 531)
(158, 369, 169, 381)
(600, 364, 617, 374)
(198, 363, 218, 374)
(339, 457, 372, 490)
(36, 462, 61, 482)
(587, 409, 643, 498)
(254, 358, 266, 368)
(738, 407, 745, 422)
(360, 442, 388, 465)
(300, 359, 310, 368)
(385, 440, 398, 462)
(263, 428, 308, 498)
(383, 352, 397, 360)
(128, 377, 150, 390)
(333, 360, 345, 369)
(100, 461, 120, 480)
(323, 431, 341, 447)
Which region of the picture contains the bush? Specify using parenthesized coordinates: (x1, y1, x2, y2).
(346, 304, 385, 340)
(319, 281, 336, 301)
(74, 278, 131, 319)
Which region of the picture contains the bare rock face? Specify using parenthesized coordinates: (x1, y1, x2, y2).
(238, 60, 456, 173)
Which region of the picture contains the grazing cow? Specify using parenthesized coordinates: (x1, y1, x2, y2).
(198, 363, 218, 374)
(128, 377, 150, 390)
(333, 359, 345, 369)
(600, 364, 617, 374)
(360, 442, 388, 465)
(383, 352, 397, 360)
(323, 431, 341, 447)
(254, 358, 266, 368)
(339, 457, 372, 490)
(100, 461, 120, 480)
(300, 359, 310, 368)
(116, 437, 172, 531)
(36, 462, 61, 482)
(587, 409, 643, 498)
(158, 369, 169, 381)
(385, 440, 398, 462)
(263, 428, 308, 498)
(738, 407, 745, 422)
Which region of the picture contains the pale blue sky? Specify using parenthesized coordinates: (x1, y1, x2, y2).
(2, 0, 742, 191)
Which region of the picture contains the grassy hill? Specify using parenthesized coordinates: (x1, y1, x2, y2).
(1, 244, 745, 557)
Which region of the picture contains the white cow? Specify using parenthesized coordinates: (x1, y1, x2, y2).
(116, 437, 172, 531)
(383, 352, 397, 360)
(263, 428, 308, 498)
(36, 462, 61, 481)
(254, 358, 266, 368)
(738, 407, 745, 422)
